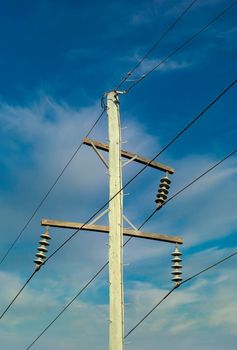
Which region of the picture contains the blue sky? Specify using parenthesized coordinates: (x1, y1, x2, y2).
(0, 0, 237, 349)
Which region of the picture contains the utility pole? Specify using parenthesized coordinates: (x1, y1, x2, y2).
(38, 90, 183, 350)
(107, 91, 124, 350)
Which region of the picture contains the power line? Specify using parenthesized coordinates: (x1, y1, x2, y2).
(125, 286, 177, 339)
(2, 0, 236, 275)
(1, 0, 235, 267)
(1, 2, 235, 341)
(0, 108, 106, 266)
(116, 0, 199, 90)
(0, 0, 197, 268)
(25, 146, 237, 348)
(125, 250, 237, 338)
(0, 0, 203, 268)
(126, 0, 237, 93)
(0, 0, 196, 266)
(26, 242, 134, 349)
(25, 261, 109, 350)
(141, 145, 237, 227)
(0, 270, 37, 320)
(0, 0, 199, 268)
(44, 78, 237, 266)
(0, 0, 200, 267)
(1, 77, 235, 321)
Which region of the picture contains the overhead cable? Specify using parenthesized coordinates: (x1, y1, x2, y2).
(0, 0, 200, 266)
(116, 0, 199, 89)
(44, 78, 237, 266)
(126, 0, 237, 93)
(0, 108, 106, 266)
(0, 270, 37, 320)
(25, 146, 237, 349)
(2, 1, 236, 266)
(125, 250, 237, 338)
(1, 78, 235, 321)
(141, 145, 237, 227)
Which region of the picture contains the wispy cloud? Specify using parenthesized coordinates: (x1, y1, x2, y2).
(124, 249, 237, 348)
(0, 95, 236, 349)
(138, 57, 192, 74)
(120, 52, 193, 76)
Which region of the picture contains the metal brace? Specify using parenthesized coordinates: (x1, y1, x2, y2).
(91, 141, 109, 168)
(89, 208, 109, 225)
(122, 155, 137, 168)
(123, 214, 138, 231)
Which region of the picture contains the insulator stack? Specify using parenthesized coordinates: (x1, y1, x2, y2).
(155, 176, 171, 208)
(34, 229, 51, 270)
(171, 244, 182, 286)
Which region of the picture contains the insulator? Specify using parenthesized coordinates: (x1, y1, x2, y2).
(36, 251, 46, 259)
(40, 232, 51, 240)
(155, 196, 165, 204)
(171, 244, 182, 286)
(172, 275, 182, 283)
(155, 176, 172, 207)
(156, 192, 167, 200)
(160, 177, 171, 185)
(158, 188, 169, 195)
(37, 245, 48, 252)
(172, 256, 182, 262)
(34, 228, 51, 270)
(34, 257, 45, 266)
(160, 183, 170, 190)
(38, 239, 49, 247)
(39, 238, 50, 246)
(38, 239, 49, 249)
(172, 246, 182, 256)
(172, 262, 182, 269)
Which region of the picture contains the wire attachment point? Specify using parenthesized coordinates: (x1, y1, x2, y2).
(155, 175, 171, 208)
(171, 244, 182, 286)
(34, 228, 51, 271)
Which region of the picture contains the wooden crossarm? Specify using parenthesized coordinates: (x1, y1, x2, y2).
(83, 137, 174, 174)
(41, 219, 183, 244)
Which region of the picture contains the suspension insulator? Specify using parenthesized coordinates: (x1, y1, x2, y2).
(171, 244, 182, 286)
(37, 245, 48, 252)
(35, 251, 47, 259)
(155, 176, 171, 207)
(34, 228, 51, 270)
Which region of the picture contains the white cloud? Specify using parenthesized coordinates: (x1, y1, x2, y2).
(0, 271, 109, 350)
(121, 54, 192, 76)
(124, 252, 237, 349)
(0, 96, 237, 349)
(139, 57, 192, 74)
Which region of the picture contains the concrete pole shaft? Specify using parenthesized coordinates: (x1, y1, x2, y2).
(107, 91, 124, 350)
